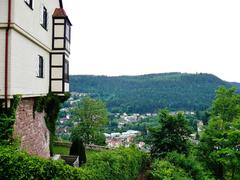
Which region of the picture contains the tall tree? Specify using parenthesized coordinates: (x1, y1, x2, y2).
(198, 87, 240, 179)
(150, 109, 192, 158)
(69, 137, 86, 166)
(70, 97, 108, 145)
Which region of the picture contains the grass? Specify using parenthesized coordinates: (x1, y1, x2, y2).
(52, 145, 70, 155)
(52, 144, 103, 161)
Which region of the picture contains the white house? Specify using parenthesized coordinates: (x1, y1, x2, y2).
(0, 0, 72, 158)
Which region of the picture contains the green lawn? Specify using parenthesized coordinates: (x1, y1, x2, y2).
(52, 145, 70, 155)
(53, 145, 102, 161)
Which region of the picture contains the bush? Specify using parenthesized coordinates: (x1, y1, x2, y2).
(0, 146, 148, 180)
(150, 160, 191, 180)
(81, 147, 149, 180)
(0, 146, 90, 180)
(165, 152, 213, 180)
(149, 152, 213, 180)
(0, 115, 15, 145)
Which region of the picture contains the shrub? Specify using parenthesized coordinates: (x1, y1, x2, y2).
(0, 146, 89, 180)
(0, 146, 148, 180)
(165, 152, 213, 180)
(0, 115, 15, 145)
(150, 160, 191, 180)
(81, 147, 149, 180)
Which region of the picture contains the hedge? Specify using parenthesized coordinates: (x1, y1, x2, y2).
(150, 160, 192, 180)
(0, 146, 90, 180)
(0, 146, 148, 180)
(149, 152, 214, 180)
(82, 147, 149, 180)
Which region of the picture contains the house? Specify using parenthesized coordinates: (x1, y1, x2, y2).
(0, 0, 71, 158)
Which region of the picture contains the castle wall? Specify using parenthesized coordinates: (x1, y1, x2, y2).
(14, 97, 50, 158)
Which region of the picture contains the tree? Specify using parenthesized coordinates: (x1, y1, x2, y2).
(69, 137, 86, 166)
(149, 109, 192, 158)
(198, 87, 240, 179)
(70, 97, 108, 145)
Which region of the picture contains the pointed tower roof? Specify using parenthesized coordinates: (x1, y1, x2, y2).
(52, 8, 72, 25)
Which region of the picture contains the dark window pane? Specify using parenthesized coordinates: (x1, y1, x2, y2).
(64, 61, 69, 82)
(38, 56, 44, 78)
(41, 6, 48, 30)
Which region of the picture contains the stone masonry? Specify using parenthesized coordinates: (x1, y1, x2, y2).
(14, 98, 50, 158)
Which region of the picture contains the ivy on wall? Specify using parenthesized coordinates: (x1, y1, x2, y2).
(0, 95, 21, 145)
(34, 92, 70, 155)
(0, 93, 69, 152)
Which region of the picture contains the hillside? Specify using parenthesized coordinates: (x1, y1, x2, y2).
(70, 73, 238, 113)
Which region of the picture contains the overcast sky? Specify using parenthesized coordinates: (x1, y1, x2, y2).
(63, 0, 240, 82)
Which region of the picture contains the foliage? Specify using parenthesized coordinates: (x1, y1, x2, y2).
(150, 160, 191, 180)
(150, 152, 213, 180)
(70, 73, 234, 113)
(81, 146, 149, 180)
(70, 138, 86, 166)
(165, 152, 213, 180)
(211, 87, 240, 121)
(149, 109, 192, 158)
(0, 146, 148, 180)
(44, 93, 70, 135)
(196, 110, 211, 124)
(0, 115, 15, 145)
(198, 87, 240, 179)
(0, 146, 90, 180)
(70, 97, 108, 145)
(34, 93, 70, 155)
(0, 95, 21, 145)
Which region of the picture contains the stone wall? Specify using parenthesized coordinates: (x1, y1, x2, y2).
(14, 98, 50, 158)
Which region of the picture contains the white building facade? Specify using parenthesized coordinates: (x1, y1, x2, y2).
(0, 0, 71, 157)
(0, 0, 71, 102)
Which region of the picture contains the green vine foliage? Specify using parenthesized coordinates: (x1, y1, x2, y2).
(0, 95, 21, 145)
(33, 92, 70, 155)
(0, 93, 69, 149)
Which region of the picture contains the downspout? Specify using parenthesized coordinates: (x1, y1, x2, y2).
(5, 0, 12, 109)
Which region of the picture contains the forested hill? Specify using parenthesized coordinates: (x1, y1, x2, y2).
(70, 73, 239, 113)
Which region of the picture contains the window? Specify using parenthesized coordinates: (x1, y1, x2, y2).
(24, 0, 34, 9)
(36, 56, 44, 78)
(40, 5, 48, 30)
(65, 23, 71, 42)
(64, 61, 69, 82)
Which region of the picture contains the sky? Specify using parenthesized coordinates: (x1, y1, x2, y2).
(63, 0, 240, 82)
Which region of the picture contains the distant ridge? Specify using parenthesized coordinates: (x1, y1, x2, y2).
(70, 73, 239, 113)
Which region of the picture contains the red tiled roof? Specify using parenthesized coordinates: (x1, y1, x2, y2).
(53, 8, 68, 17)
(53, 8, 72, 25)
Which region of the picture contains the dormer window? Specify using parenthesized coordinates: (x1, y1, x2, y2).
(40, 5, 48, 30)
(24, 0, 34, 9)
